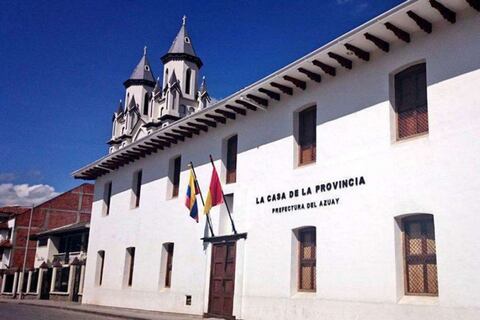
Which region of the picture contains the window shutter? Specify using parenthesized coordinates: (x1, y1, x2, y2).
(226, 135, 238, 184)
(299, 228, 316, 291)
(299, 107, 316, 165)
(395, 64, 428, 138)
(404, 216, 438, 295)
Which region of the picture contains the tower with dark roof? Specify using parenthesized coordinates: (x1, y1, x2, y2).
(160, 16, 201, 104)
(108, 16, 210, 154)
(123, 47, 155, 123)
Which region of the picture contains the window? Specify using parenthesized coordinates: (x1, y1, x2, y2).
(298, 106, 316, 166)
(29, 270, 39, 293)
(170, 156, 181, 198)
(185, 69, 191, 94)
(226, 135, 238, 184)
(143, 93, 149, 115)
(38, 238, 48, 246)
(298, 227, 316, 292)
(0, 248, 3, 261)
(54, 267, 70, 292)
(21, 271, 28, 293)
(125, 247, 135, 287)
(3, 274, 14, 293)
(164, 243, 174, 288)
(59, 234, 82, 254)
(96, 250, 105, 286)
(395, 63, 428, 139)
(131, 170, 142, 208)
(103, 181, 112, 216)
(179, 105, 186, 117)
(403, 215, 438, 296)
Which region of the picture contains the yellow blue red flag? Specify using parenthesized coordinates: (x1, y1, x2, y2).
(185, 168, 199, 222)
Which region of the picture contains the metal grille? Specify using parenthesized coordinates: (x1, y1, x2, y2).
(405, 216, 438, 295)
(398, 106, 428, 138)
(299, 228, 316, 291)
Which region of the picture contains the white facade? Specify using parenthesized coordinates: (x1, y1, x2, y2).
(78, 1, 480, 319)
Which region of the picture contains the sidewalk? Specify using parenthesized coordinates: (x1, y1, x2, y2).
(0, 297, 217, 320)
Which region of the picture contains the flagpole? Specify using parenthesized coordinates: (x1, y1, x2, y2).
(189, 162, 215, 237)
(19, 204, 34, 300)
(209, 155, 237, 235)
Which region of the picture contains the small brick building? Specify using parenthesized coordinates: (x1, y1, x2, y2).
(0, 183, 93, 298)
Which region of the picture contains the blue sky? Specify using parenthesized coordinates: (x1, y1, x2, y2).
(0, 0, 403, 205)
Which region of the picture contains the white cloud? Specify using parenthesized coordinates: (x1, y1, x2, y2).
(0, 183, 58, 207)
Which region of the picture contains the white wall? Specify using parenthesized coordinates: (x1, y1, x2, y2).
(83, 10, 480, 320)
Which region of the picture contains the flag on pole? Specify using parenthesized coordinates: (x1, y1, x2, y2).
(185, 168, 199, 222)
(204, 164, 223, 215)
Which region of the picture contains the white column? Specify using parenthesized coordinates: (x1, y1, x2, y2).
(50, 268, 58, 293)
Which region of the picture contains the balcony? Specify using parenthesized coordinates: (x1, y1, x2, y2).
(52, 251, 85, 265)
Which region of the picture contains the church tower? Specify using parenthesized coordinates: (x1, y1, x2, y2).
(124, 47, 156, 122)
(159, 16, 202, 124)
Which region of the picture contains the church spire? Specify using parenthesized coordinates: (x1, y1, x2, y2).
(124, 47, 156, 88)
(161, 16, 203, 68)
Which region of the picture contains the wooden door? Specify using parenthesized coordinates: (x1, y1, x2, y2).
(207, 241, 236, 319)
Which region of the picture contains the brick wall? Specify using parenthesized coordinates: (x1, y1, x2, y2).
(5, 183, 94, 270)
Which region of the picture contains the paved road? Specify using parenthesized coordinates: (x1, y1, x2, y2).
(0, 303, 120, 320)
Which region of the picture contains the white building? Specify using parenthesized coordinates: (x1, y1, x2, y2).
(74, 1, 480, 319)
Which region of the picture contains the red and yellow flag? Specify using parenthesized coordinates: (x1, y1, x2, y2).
(203, 165, 223, 215)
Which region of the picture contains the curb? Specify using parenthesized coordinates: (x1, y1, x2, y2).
(0, 300, 179, 320)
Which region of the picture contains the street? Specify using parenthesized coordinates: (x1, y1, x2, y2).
(0, 303, 119, 320)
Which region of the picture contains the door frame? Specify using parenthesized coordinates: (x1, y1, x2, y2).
(203, 233, 247, 320)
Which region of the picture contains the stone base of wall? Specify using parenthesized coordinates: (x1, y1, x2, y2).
(22, 293, 39, 300)
(49, 293, 69, 302)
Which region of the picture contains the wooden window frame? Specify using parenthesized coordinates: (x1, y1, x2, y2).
(403, 215, 438, 296)
(164, 243, 174, 288)
(297, 106, 317, 166)
(394, 63, 428, 140)
(298, 227, 316, 292)
(226, 135, 238, 184)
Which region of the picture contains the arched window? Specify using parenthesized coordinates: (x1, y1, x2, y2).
(165, 69, 168, 87)
(402, 214, 438, 296)
(394, 63, 428, 139)
(179, 105, 186, 116)
(185, 69, 192, 94)
(143, 93, 149, 115)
